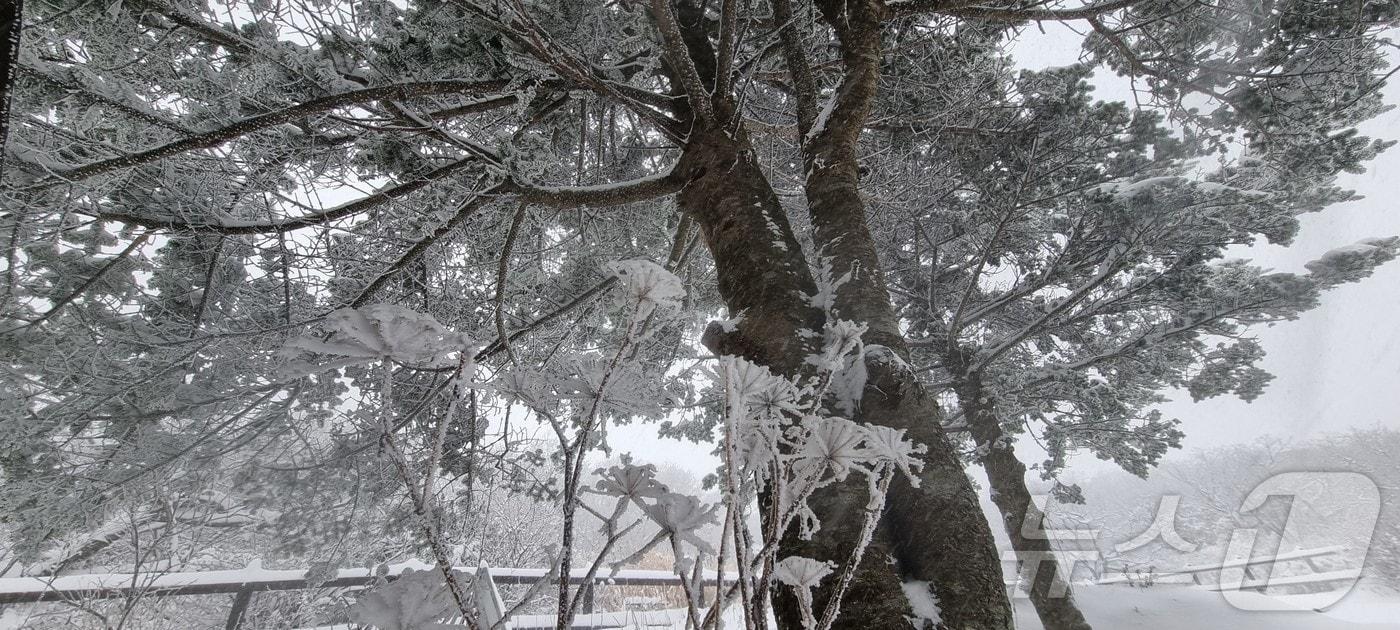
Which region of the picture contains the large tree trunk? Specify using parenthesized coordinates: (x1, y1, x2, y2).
(793, 1, 1013, 627)
(1, 0, 22, 178)
(663, 0, 1012, 625)
(674, 96, 1013, 630)
(948, 353, 1093, 630)
(795, 99, 1016, 630)
(853, 355, 1017, 630)
(677, 126, 916, 629)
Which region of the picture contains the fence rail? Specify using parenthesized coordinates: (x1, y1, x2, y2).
(0, 562, 726, 605)
(0, 545, 1356, 629)
(1, 561, 735, 629)
(1098, 545, 1348, 588)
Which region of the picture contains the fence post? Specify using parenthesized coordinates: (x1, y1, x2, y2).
(473, 566, 509, 629)
(224, 587, 254, 630)
(581, 581, 595, 615)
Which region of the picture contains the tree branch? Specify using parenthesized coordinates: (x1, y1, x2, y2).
(18, 63, 192, 134)
(458, 0, 686, 142)
(351, 181, 505, 307)
(891, 0, 1143, 22)
(515, 170, 684, 208)
(771, 0, 819, 136)
(714, 0, 742, 97)
(495, 202, 529, 366)
(1086, 16, 1247, 113)
(127, 0, 254, 54)
(475, 211, 696, 362)
(30, 80, 507, 189)
(351, 171, 682, 307)
(972, 249, 1127, 371)
(647, 0, 716, 124)
(12, 230, 151, 330)
(91, 156, 481, 234)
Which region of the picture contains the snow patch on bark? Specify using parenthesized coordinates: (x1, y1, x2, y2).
(900, 580, 942, 627)
(829, 349, 868, 417)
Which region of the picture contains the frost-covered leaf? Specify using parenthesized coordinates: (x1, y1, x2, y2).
(773, 555, 834, 588)
(604, 259, 685, 316)
(794, 416, 874, 481)
(720, 355, 805, 417)
(774, 556, 835, 629)
(493, 367, 557, 414)
(283, 305, 469, 371)
(592, 463, 668, 501)
(733, 419, 781, 474)
(349, 568, 468, 630)
(806, 320, 867, 374)
(862, 425, 927, 485)
(640, 491, 718, 555)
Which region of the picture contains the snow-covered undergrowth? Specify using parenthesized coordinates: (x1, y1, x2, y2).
(273, 261, 933, 630)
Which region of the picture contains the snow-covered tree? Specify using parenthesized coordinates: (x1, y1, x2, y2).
(863, 51, 1398, 626)
(1, 1, 1396, 629)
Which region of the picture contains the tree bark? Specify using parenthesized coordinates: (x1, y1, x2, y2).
(949, 352, 1093, 630)
(1, 0, 22, 179)
(663, 1, 1011, 625)
(790, 1, 1014, 626)
(675, 87, 1013, 630)
(677, 126, 918, 629)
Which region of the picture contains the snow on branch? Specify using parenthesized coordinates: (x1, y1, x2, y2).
(515, 170, 683, 209)
(1304, 237, 1400, 287)
(890, 0, 1143, 21)
(95, 157, 482, 234)
(30, 80, 510, 190)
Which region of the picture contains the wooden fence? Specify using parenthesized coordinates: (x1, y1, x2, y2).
(0, 546, 1360, 629)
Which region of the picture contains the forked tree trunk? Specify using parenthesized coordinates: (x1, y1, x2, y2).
(949, 353, 1093, 630)
(793, 0, 1013, 625)
(676, 124, 1013, 629)
(677, 126, 915, 629)
(660, 0, 1012, 624)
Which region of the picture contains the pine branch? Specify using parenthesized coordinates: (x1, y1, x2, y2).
(29, 80, 508, 190)
(494, 202, 529, 366)
(9, 230, 151, 331)
(93, 156, 481, 234)
(351, 170, 682, 307)
(891, 0, 1143, 22)
(771, 0, 819, 136)
(18, 63, 192, 134)
(647, 0, 716, 124)
(351, 181, 505, 308)
(714, 0, 742, 97)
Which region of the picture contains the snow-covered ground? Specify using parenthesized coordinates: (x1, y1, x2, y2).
(10, 582, 1397, 629)
(461, 584, 1400, 629)
(1011, 584, 1400, 629)
(521, 585, 1400, 629)
(543, 585, 1400, 629)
